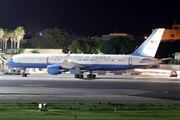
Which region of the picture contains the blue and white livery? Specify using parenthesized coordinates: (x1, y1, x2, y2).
(6, 28, 165, 78)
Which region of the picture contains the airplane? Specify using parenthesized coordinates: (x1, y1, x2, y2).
(6, 28, 165, 78)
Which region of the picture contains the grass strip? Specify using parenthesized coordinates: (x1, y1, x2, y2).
(0, 103, 179, 120)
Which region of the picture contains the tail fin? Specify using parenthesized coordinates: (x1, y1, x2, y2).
(132, 28, 165, 57)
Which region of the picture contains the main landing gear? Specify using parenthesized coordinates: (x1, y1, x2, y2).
(74, 74, 96, 78)
(87, 74, 96, 78)
(74, 71, 96, 79)
(74, 74, 84, 78)
(87, 71, 96, 78)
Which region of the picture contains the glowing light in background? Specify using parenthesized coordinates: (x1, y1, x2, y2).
(144, 36, 147, 39)
(39, 31, 42, 36)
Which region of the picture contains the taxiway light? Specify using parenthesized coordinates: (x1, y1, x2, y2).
(39, 103, 47, 109)
(39, 103, 42, 109)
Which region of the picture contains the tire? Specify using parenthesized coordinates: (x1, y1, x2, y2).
(87, 74, 96, 78)
(75, 74, 79, 78)
(22, 74, 27, 77)
(87, 74, 91, 78)
(80, 75, 83, 78)
(92, 74, 96, 78)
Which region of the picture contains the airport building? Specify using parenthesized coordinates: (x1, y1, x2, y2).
(102, 32, 133, 40)
(24, 49, 62, 54)
(152, 24, 180, 41)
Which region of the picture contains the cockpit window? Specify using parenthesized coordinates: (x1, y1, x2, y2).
(10, 58, 13, 60)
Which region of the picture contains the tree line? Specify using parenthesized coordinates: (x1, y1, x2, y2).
(30, 28, 180, 60)
(31, 28, 145, 54)
(0, 26, 25, 51)
(155, 40, 180, 58)
(31, 28, 70, 53)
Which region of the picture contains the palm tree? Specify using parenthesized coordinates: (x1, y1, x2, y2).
(3, 29, 10, 50)
(14, 48, 24, 54)
(30, 49, 40, 53)
(0, 28, 4, 37)
(15, 26, 25, 49)
(0, 54, 6, 72)
(82, 36, 101, 54)
(9, 30, 15, 49)
(0, 28, 4, 50)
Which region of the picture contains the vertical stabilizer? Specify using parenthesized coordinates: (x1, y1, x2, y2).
(132, 28, 165, 57)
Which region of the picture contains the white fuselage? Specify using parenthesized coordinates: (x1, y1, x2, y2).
(10, 53, 159, 69)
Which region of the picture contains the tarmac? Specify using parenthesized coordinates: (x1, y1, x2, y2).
(0, 73, 179, 103)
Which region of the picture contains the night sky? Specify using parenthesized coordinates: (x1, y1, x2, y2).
(0, 0, 179, 37)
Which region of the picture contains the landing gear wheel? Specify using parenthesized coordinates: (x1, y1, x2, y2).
(92, 74, 96, 78)
(75, 74, 84, 78)
(75, 74, 79, 78)
(87, 74, 91, 78)
(87, 74, 96, 78)
(79, 75, 83, 78)
(22, 68, 27, 77)
(22, 74, 27, 77)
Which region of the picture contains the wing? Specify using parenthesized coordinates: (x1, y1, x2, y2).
(55, 51, 86, 69)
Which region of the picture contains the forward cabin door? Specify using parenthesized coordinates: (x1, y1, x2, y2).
(47, 55, 54, 64)
(47, 56, 50, 63)
(128, 57, 132, 65)
(17, 58, 21, 63)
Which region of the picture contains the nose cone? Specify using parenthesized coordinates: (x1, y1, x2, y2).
(6, 60, 15, 67)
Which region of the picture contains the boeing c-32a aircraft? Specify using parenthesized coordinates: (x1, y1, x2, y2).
(6, 28, 165, 78)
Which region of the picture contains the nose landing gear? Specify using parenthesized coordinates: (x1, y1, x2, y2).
(22, 68, 27, 77)
(22, 73, 27, 77)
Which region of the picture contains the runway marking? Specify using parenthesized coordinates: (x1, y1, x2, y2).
(21, 84, 45, 87)
(164, 91, 169, 93)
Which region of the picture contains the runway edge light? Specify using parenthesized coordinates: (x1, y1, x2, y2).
(39, 103, 42, 109)
(38, 103, 48, 111)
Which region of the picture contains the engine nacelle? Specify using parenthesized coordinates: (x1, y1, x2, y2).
(47, 65, 69, 75)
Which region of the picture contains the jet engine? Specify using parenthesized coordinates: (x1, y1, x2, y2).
(47, 65, 69, 75)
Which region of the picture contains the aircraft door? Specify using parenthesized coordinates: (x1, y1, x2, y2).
(128, 57, 132, 65)
(17, 58, 21, 63)
(47, 56, 50, 63)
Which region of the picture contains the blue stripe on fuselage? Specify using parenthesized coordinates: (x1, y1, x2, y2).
(6, 60, 52, 68)
(6, 60, 146, 70)
(79, 64, 145, 70)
